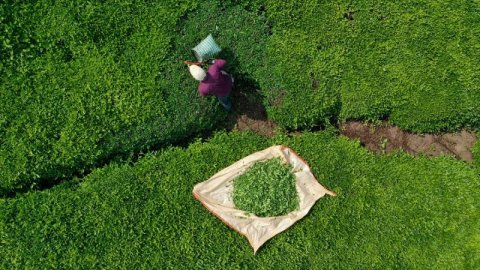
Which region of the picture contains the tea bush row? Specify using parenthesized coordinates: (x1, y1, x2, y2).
(255, 0, 480, 131)
(474, 139, 480, 170)
(0, 0, 270, 195)
(2, 0, 478, 194)
(1, 131, 478, 268)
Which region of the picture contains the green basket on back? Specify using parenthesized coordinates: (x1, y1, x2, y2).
(192, 34, 222, 62)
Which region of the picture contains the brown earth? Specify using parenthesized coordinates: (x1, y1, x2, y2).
(223, 89, 477, 162)
(341, 121, 477, 162)
(223, 89, 277, 137)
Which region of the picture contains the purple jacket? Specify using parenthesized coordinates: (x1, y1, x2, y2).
(198, 59, 232, 97)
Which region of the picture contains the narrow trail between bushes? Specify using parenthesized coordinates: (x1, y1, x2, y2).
(222, 88, 278, 137)
(341, 122, 477, 162)
(224, 90, 477, 162)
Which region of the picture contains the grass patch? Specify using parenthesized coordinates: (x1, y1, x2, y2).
(233, 157, 299, 217)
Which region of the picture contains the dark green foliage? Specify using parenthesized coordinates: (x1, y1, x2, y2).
(1, 131, 479, 268)
(233, 157, 299, 217)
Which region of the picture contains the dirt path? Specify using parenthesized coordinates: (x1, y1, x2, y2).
(223, 89, 277, 137)
(224, 88, 477, 162)
(341, 121, 477, 162)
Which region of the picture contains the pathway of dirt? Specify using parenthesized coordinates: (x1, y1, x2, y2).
(224, 88, 477, 162)
(223, 89, 277, 137)
(341, 121, 477, 162)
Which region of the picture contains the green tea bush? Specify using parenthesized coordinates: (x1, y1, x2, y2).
(1, 131, 479, 268)
(473, 139, 480, 170)
(255, 1, 344, 129)
(172, 0, 270, 86)
(256, 0, 480, 131)
(233, 157, 299, 217)
(258, 30, 342, 129)
(0, 0, 236, 195)
(339, 1, 480, 132)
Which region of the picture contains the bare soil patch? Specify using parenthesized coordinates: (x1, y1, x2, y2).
(223, 89, 277, 137)
(222, 85, 477, 161)
(341, 121, 477, 162)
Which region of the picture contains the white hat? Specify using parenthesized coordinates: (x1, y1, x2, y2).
(188, 65, 206, 81)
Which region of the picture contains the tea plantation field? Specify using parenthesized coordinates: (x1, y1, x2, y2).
(1, 131, 479, 268)
(1, 0, 479, 268)
(0, 0, 269, 194)
(2, 0, 480, 195)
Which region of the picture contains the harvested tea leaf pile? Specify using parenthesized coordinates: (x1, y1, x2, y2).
(233, 157, 299, 217)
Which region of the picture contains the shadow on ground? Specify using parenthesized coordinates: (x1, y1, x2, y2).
(219, 48, 277, 137)
(221, 76, 277, 137)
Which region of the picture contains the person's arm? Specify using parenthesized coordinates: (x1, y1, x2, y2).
(198, 83, 208, 96)
(209, 59, 227, 80)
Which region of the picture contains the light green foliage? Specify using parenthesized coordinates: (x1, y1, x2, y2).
(2, 0, 479, 194)
(259, 30, 342, 129)
(0, 0, 226, 195)
(339, 1, 480, 132)
(173, 0, 269, 85)
(233, 157, 299, 217)
(1, 131, 479, 268)
(257, 0, 480, 131)
(473, 139, 480, 170)
(256, 1, 345, 129)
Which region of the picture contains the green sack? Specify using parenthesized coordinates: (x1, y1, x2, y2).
(192, 34, 222, 62)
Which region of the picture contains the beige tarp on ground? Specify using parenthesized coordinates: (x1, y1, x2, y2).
(193, 145, 336, 253)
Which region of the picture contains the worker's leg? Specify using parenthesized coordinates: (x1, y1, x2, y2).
(217, 95, 232, 112)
